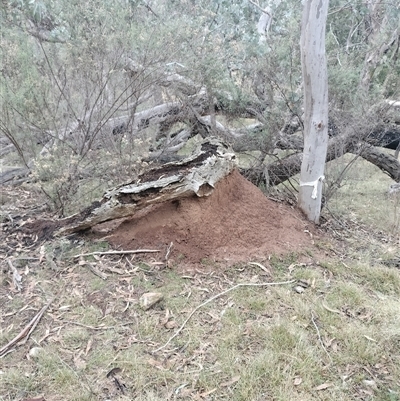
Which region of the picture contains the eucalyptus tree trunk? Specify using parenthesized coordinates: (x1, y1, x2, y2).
(298, 0, 329, 224)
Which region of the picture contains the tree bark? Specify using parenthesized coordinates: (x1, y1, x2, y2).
(298, 0, 330, 223)
(355, 145, 400, 182)
(56, 138, 236, 235)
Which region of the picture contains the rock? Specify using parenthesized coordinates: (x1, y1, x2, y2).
(293, 286, 305, 294)
(139, 292, 164, 310)
(29, 347, 43, 359)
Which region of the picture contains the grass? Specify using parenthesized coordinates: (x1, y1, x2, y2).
(325, 154, 398, 234)
(1, 156, 400, 400)
(1, 250, 400, 400)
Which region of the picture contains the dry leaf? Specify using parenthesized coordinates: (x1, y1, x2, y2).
(165, 320, 177, 329)
(73, 351, 86, 370)
(314, 382, 333, 391)
(39, 245, 46, 264)
(85, 338, 93, 355)
(324, 336, 335, 347)
(29, 347, 43, 359)
(147, 358, 164, 369)
(199, 388, 217, 396)
(160, 309, 171, 326)
(363, 379, 377, 389)
(294, 285, 305, 294)
(293, 377, 302, 386)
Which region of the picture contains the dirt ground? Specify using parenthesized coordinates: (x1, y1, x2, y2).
(2, 168, 400, 401)
(1, 169, 317, 265)
(102, 169, 316, 264)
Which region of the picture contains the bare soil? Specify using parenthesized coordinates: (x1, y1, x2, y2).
(105, 170, 316, 264)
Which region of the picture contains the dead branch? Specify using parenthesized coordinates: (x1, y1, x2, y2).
(311, 311, 333, 364)
(56, 138, 236, 235)
(152, 279, 295, 353)
(74, 249, 160, 258)
(0, 298, 54, 357)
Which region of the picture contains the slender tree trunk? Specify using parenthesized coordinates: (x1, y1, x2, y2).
(298, 0, 329, 223)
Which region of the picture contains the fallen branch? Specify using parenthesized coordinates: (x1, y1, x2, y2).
(82, 262, 108, 280)
(56, 138, 236, 235)
(63, 321, 118, 331)
(0, 298, 54, 357)
(152, 279, 295, 353)
(74, 249, 160, 258)
(248, 261, 271, 274)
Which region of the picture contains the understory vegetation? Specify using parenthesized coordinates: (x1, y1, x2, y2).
(1, 0, 399, 214)
(1, 1, 400, 400)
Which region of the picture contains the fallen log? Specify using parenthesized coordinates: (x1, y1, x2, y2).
(241, 134, 400, 187)
(56, 138, 236, 236)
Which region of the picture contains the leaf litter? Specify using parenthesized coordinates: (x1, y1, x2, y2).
(1, 176, 400, 399)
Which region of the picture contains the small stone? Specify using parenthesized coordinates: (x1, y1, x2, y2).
(293, 286, 305, 294)
(165, 320, 177, 329)
(139, 292, 164, 310)
(29, 347, 43, 359)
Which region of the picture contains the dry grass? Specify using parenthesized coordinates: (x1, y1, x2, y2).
(1, 235, 400, 401)
(325, 154, 399, 236)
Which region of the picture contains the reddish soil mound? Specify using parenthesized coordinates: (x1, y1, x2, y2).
(106, 170, 316, 264)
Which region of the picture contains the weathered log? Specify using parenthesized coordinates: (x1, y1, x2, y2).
(355, 145, 400, 182)
(56, 138, 236, 236)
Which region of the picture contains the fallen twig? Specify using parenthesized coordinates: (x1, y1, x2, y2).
(322, 302, 342, 315)
(0, 298, 54, 357)
(152, 279, 295, 353)
(80, 261, 108, 280)
(74, 249, 160, 258)
(248, 261, 270, 274)
(63, 321, 116, 331)
(165, 242, 173, 266)
(311, 311, 332, 363)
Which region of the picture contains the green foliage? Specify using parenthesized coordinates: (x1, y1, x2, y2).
(1, 0, 399, 214)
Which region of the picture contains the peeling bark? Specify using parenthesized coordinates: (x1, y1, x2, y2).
(56, 138, 236, 235)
